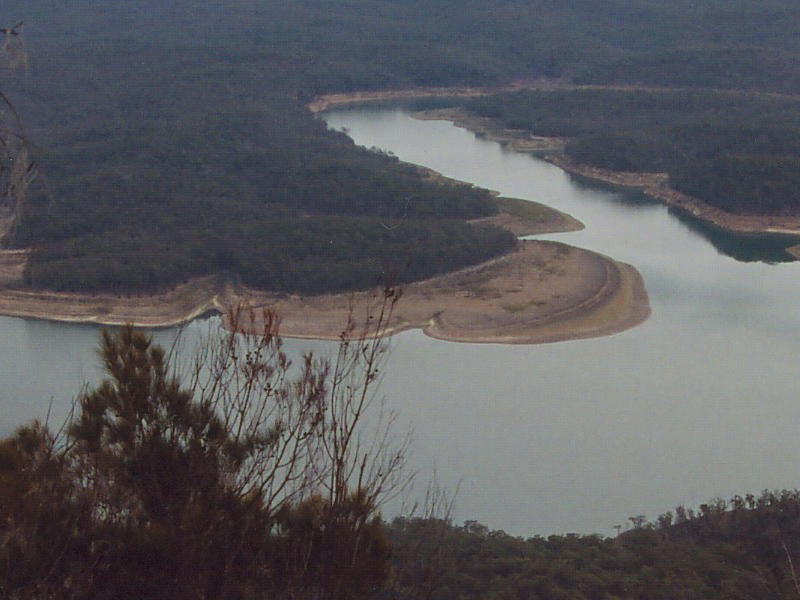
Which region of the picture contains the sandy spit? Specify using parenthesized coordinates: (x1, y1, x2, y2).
(0, 236, 649, 344)
(0, 223, 649, 344)
(243, 241, 650, 344)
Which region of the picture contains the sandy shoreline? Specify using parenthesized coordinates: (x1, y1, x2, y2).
(413, 107, 800, 238)
(544, 155, 800, 237)
(246, 241, 650, 344)
(0, 240, 649, 344)
(0, 195, 649, 343)
(0, 192, 649, 343)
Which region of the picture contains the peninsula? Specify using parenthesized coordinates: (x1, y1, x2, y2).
(0, 187, 650, 344)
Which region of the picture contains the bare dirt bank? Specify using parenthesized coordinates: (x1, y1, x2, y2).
(545, 155, 800, 237)
(244, 241, 649, 344)
(0, 237, 648, 344)
(786, 244, 800, 260)
(476, 196, 584, 236)
(0, 241, 648, 344)
(0, 275, 234, 328)
(0, 207, 648, 344)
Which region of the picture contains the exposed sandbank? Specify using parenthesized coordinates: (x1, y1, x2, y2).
(786, 244, 800, 260)
(477, 196, 584, 236)
(244, 241, 649, 344)
(546, 155, 800, 237)
(0, 241, 648, 344)
(415, 166, 584, 235)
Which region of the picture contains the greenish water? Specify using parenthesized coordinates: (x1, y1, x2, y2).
(4, 107, 800, 536)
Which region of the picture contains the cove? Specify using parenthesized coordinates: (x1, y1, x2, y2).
(4, 106, 800, 537)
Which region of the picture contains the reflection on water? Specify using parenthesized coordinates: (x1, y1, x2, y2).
(567, 175, 662, 210)
(669, 208, 800, 263)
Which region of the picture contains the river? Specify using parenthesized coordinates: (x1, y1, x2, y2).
(4, 106, 800, 536)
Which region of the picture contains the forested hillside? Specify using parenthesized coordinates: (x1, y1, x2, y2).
(7, 3, 800, 597)
(12, 0, 800, 94)
(2, 3, 523, 294)
(12, 79, 511, 293)
(7, 0, 800, 292)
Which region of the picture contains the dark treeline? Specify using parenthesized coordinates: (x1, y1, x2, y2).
(24, 214, 514, 294)
(463, 89, 800, 215)
(389, 490, 800, 599)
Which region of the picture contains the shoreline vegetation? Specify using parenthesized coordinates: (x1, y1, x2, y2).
(0, 73, 663, 343)
(12, 79, 800, 340)
(0, 165, 649, 342)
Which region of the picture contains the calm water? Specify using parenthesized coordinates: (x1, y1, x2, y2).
(4, 107, 800, 536)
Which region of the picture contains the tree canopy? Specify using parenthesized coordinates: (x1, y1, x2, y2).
(460, 89, 800, 216)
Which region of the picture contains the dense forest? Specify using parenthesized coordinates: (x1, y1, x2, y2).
(13, 88, 513, 293)
(3, 48, 512, 293)
(6, 0, 800, 291)
(12, 0, 800, 95)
